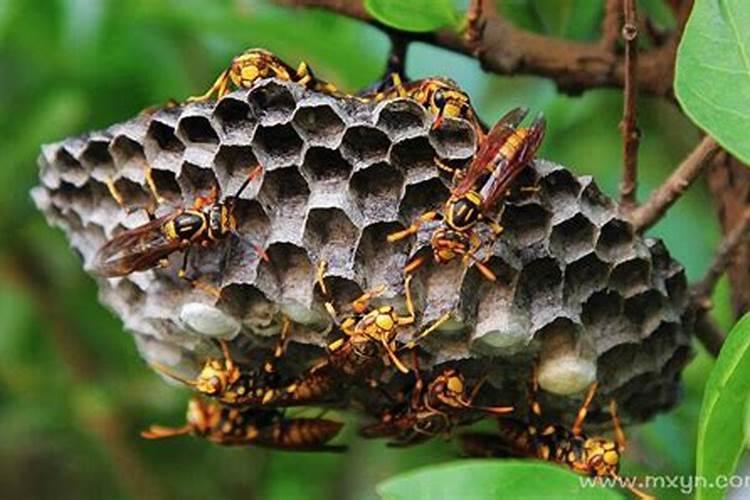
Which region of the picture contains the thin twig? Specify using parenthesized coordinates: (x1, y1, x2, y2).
(275, 0, 681, 97)
(630, 136, 720, 232)
(691, 208, 750, 310)
(694, 313, 725, 357)
(619, 0, 640, 211)
(601, 0, 623, 51)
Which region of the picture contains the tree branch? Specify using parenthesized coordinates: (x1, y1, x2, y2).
(706, 152, 750, 317)
(694, 313, 725, 357)
(600, 0, 623, 51)
(630, 136, 720, 232)
(691, 207, 750, 311)
(619, 0, 641, 210)
(276, 0, 680, 97)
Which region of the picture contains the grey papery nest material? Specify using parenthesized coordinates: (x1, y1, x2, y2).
(32, 78, 693, 426)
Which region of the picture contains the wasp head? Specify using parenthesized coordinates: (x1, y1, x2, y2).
(583, 437, 621, 478)
(423, 79, 472, 129)
(196, 359, 239, 395)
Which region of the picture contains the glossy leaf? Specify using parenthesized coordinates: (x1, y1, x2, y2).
(377, 460, 624, 499)
(675, 0, 750, 164)
(696, 313, 750, 500)
(364, 0, 459, 32)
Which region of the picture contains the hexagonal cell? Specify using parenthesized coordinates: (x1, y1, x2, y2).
(54, 147, 88, 186)
(514, 257, 562, 310)
(539, 168, 581, 206)
(665, 270, 688, 310)
(354, 221, 409, 288)
(256, 242, 315, 303)
(549, 213, 596, 262)
(398, 177, 450, 221)
(303, 207, 359, 267)
(148, 168, 182, 206)
(500, 203, 551, 247)
(389, 136, 436, 172)
(258, 167, 310, 212)
(218, 283, 271, 321)
(301, 147, 352, 182)
(644, 321, 679, 359)
(563, 252, 610, 304)
(176, 162, 219, 202)
(579, 178, 615, 225)
(581, 290, 639, 352)
(81, 139, 114, 173)
(232, 198, 271, 241)
(292, 105, 345, 144)
(375, 99, 427, 138)
(247, 81, 296, 124)
(350, 162, 404, 220)
(109, 135, 147, 172)
(144, 120, 185, 172)
(596, 218, 634, 262)
(596, 343, 646, 391)
(213, 145, 260, 197)
(176, 115, 219, 146)
(108, 177, 152, 214)
(624, 290, 665, 338)
(429, 119, 476, 159)
(146, 120, 185, 155)
(253, 123, 303, 167)
(610, 257, 651, 297)
(341, 126, 390, 166)
(212, 96, 256, 141)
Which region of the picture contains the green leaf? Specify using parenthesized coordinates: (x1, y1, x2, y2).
(675, 0, 750, 164)
(377, 460, 624, 499)
(696, 313, 750, 500)
(364, 0, 459, 32)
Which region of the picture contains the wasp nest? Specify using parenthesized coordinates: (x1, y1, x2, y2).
(32, 78, 693, 426)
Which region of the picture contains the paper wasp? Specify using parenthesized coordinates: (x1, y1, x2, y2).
(151, 320, 341, 408)
(142, 397, 345, 451)
(188, 48, 339, 103)
(94, 165, 265, 293)
(459, 372, 653, 499)
(387, 107, 545, 281)
(360, 366, 512, 446)
(361, 75, 484, 137)
(315, 261, 450, 376)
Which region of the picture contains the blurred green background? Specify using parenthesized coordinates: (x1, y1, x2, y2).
(0, 1, 735, 499)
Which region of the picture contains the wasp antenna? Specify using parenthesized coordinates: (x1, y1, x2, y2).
(232, 165, 264, 199)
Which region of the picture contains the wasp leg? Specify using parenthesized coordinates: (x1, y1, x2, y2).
(381, 337, 409, 374)
(571, 382, 598, 436)
(188, 68, 231, 103)
(462, 234, 497, 282)
(387, 211, 441, 243)
(401, 274, 416, 322)
(405, 312, 450, 349)
(294, 61, 314, 87)
(144, 165, 167, 206)
(106, 177, 156, 220)
(273, 317, 291, 359)
(178, 248, 221, 298)
(315, 260, 329, 297)
(141, 424, 193, 440)
(610, 399, 627, 451)
(350, 284, 387, 315)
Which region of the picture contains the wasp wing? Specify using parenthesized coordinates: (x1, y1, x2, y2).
(93, 213, 185, 277)
(479, 114, 546, 213)
(451, 107, 530, 198)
